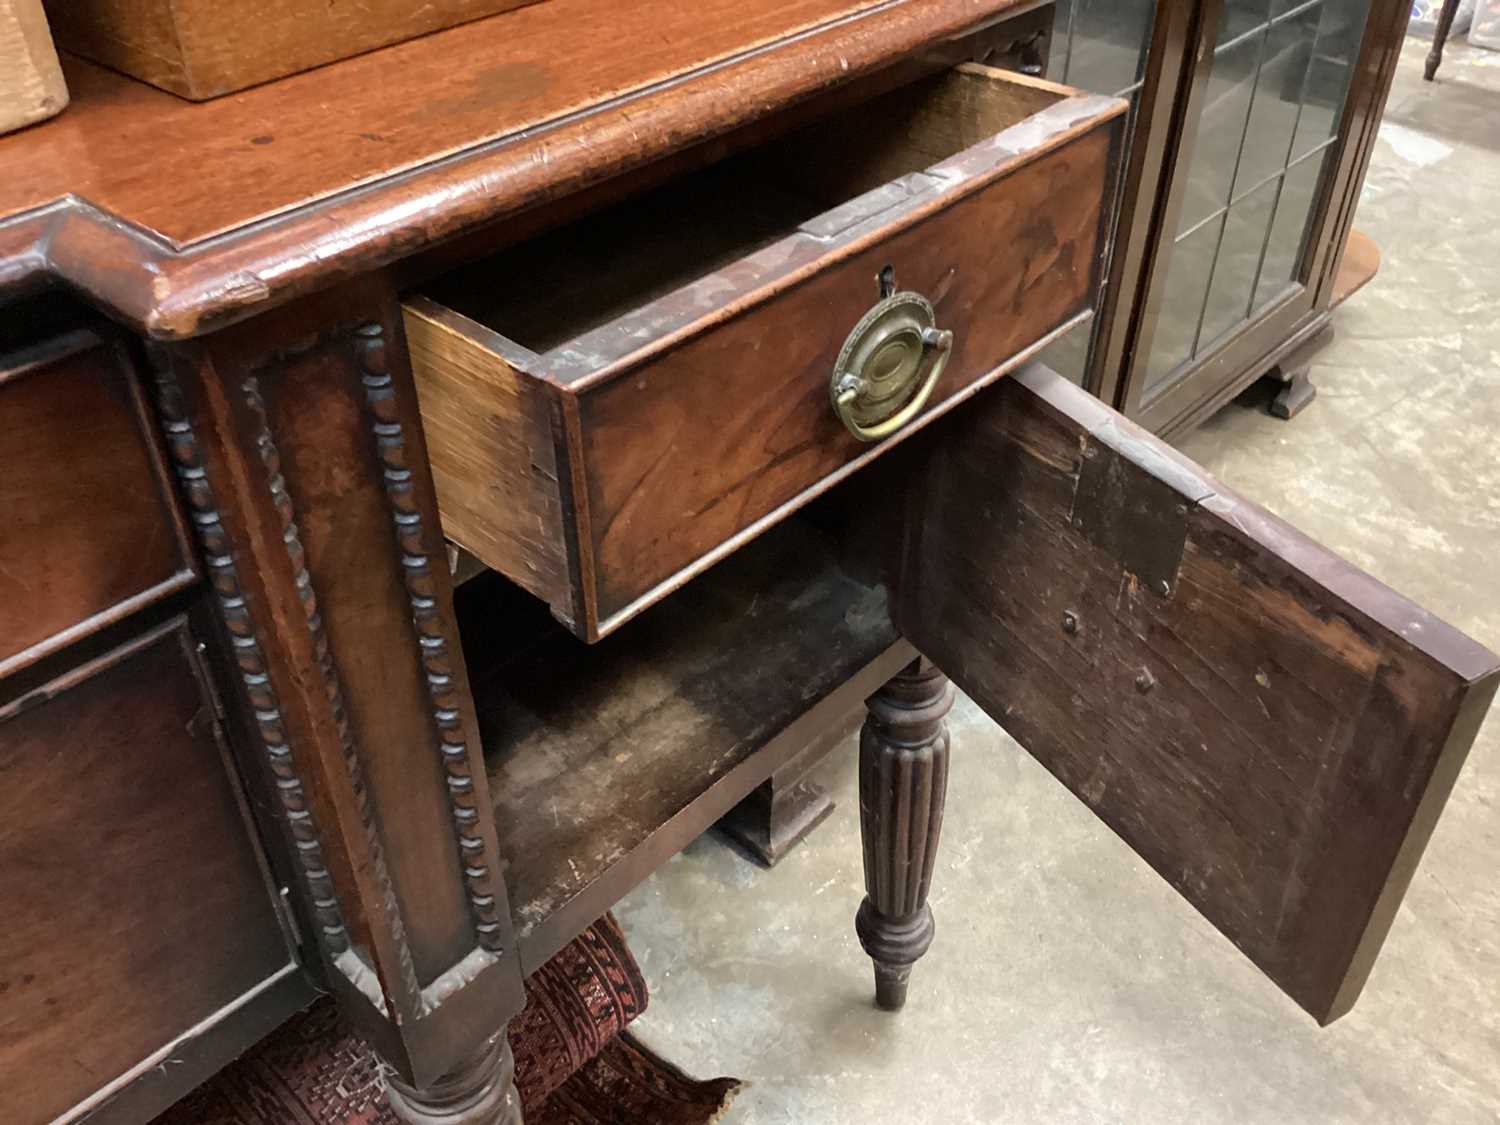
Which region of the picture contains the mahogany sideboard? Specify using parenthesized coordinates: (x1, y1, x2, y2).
(2, 3, 1495, 1123)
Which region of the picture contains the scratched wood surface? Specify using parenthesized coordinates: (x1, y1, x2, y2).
(1, 0, 884, 240)
(892, 364, 1500, 1024)
(0, 0, 1035, 337)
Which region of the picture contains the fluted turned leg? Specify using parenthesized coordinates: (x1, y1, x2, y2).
(856, 657, 954, 1011)
(384, 1035, 523, 1125)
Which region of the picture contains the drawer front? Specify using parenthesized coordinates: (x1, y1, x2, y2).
(577, 124, 1111, 626)
(884, 364, 1499, 1025)
(0, 332, 195, 675)
(408, 64, 1124, 640)
(0, 619, 294, 1124)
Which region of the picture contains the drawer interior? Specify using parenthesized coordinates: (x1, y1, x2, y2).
(423, 65, 1062, 364)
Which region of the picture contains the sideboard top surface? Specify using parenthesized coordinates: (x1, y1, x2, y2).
(0, 0, 1026, 339)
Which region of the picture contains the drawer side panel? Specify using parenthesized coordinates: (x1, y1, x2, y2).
(405, 301, 572, 614)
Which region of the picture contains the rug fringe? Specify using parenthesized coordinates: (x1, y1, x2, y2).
(704, 1080, 747, 1124)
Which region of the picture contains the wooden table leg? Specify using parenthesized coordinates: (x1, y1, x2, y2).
(385, 1036, 523, 1125)
(855, 657, 954, 1011)
(150, 279, 527, 1110)
(1426, 0, 1462, 80)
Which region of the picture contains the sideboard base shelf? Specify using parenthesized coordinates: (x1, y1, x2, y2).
(456, 519, 911, 973)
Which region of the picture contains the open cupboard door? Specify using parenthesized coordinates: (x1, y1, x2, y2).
(888, 363, 1499, 1025)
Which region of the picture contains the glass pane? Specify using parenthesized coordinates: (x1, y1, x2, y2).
(1067, 0, 1156, 95)
(1144, 216, 1224, 392)
(1038, 321, 1093, 386)
(1035, 87, 1142, 389)
(1201, 176, 1281, 348)
(1232, 3, 1321, 198)
(1037, 0, 1155, 385)
(1219, 0, 1273, 45)
(1137, 0, 1371, 394)
(1253, 147, 1332, 310)
(1291, 0, 1366, 159)
(1045, 0, 1074, 83)
(1178, 31, 1262, 233)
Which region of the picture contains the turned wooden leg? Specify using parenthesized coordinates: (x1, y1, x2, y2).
(384, 1035, 523, 1125)
(1425, 0, 1461, 80)
(855, 658, 954, 1011)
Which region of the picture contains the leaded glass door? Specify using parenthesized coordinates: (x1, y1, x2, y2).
(1039, 0, 1159, 384)
(1132, 0, 1375, 409)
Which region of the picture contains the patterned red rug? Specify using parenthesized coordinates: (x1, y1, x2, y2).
(154, 914, 739, 1125)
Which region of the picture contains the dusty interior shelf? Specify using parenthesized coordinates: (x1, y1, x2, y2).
(455, 518, 907, 972)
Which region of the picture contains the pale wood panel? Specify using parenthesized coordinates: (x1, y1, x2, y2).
(403, 300, 573, 623)
(0, 0, 66, 134)
(45, 0, 539, 100)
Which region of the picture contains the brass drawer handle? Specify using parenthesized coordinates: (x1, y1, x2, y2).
(830, 290, 953, 442)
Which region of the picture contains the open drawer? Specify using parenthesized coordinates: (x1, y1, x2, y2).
(405, 64, 1124, 641)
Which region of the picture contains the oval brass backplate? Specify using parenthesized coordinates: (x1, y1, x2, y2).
(830, 291, 952, 442)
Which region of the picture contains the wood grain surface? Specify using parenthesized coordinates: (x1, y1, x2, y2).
(44, 0, 540, 100)
(892, 363, 1500, 1024)
(0, 0, 1033, 336)
(0, 330, 195, 677)
(411, 67, 1120, 638)
(403, 299, 574, 623)
(578, 120, 1111, 629)
(0, 0, 66, 135)
(0, 619, 293, 1124)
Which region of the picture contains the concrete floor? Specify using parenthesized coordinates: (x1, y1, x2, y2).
(616, 36, 1500, 1123)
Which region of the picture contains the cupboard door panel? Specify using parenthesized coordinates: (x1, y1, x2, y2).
(891, 364, 1499, 1024)
(0, 331, 195, 676)
(0, 619, 295, 1123)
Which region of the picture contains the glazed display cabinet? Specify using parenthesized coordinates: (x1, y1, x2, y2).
(1042, 0, 1405, 435)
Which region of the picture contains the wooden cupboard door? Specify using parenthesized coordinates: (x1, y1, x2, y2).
(0, 618, 295, 1124)
(0, 330, 195, 677)
(889, 363, 1499, 1025)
